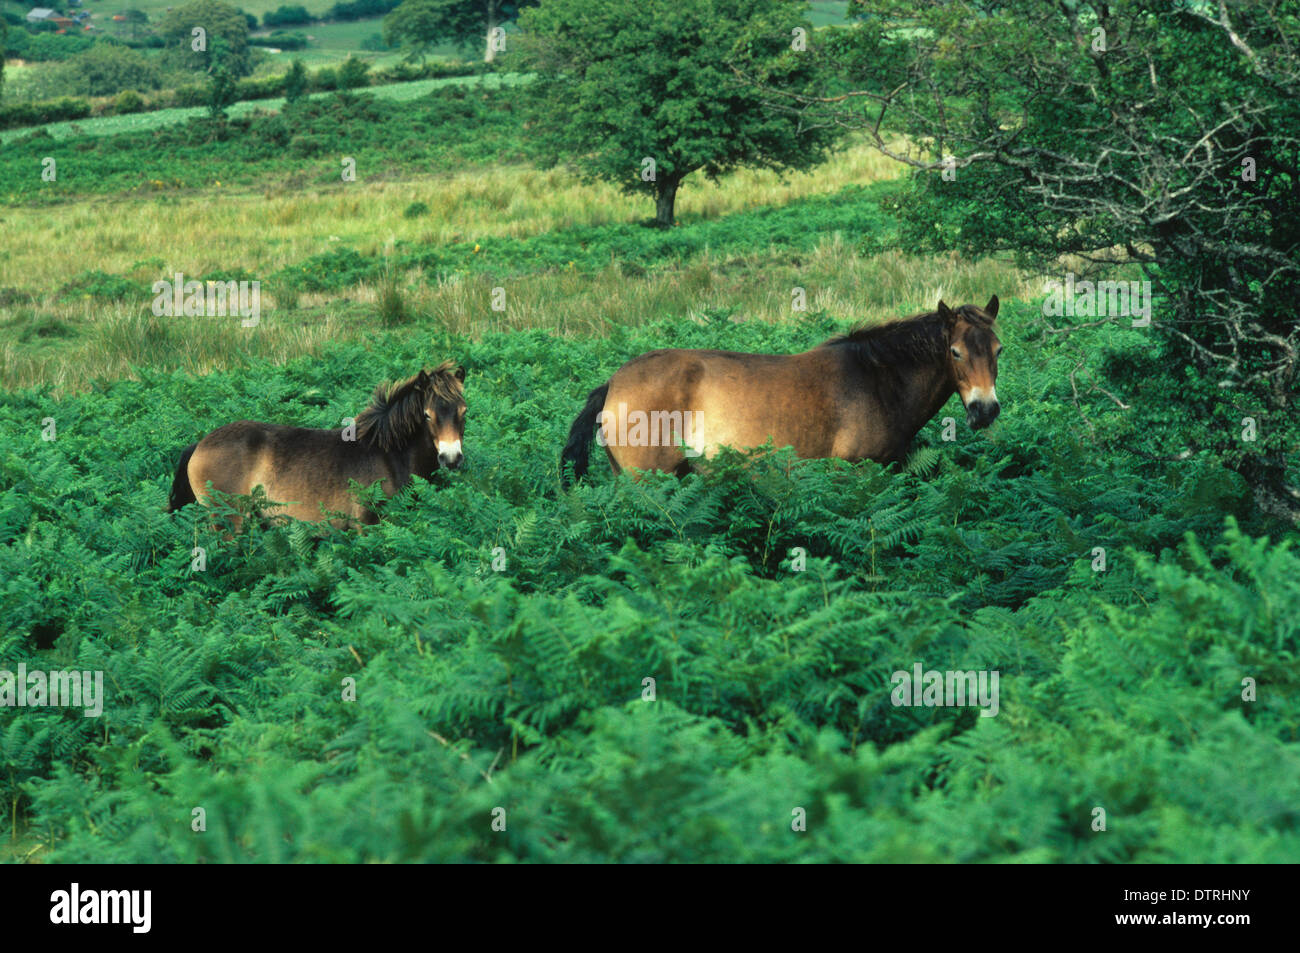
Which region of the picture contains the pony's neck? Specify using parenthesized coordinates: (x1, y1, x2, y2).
(883, 358, 957, 456)
(399, 428, 439, 480)
(913, 360, 957, 425)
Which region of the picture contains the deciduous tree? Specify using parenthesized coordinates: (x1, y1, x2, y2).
(384, 0, 536, 63)
(516, 0, 841, 227)
(770, 0, 1300, 523)
(159, 0, 254, 77)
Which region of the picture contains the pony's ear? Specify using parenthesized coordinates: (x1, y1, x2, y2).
(454, 365, 465, 383)
(937, 299, 957, 328)
(417, 369, 431, 390)
(985, 295, 1000, 319)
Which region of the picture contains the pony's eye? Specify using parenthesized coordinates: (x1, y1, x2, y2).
(951, 347, 962, 359)
(425, 410, 432, 419)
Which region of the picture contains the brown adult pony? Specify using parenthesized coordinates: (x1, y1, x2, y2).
(561, 298, 1001, 482)
(168, 361, 466, 526)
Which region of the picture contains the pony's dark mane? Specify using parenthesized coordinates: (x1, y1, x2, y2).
(356, 360, 462, 452)
(823, 305, 994, 369)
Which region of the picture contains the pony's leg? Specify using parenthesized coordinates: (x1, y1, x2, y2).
(604, 444, 622, 476)
(189, 485, 241, 538)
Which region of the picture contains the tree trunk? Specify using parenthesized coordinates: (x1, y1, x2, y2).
(655, 177, 680, 228)
(484, 1, 498, 64)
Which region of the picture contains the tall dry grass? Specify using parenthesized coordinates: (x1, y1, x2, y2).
(0, 134, 1049, 392)
(1, 235, 1037, 392)
(0, 138, 902, 296)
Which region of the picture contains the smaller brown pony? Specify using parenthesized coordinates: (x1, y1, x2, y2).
(561, 298, 1002, 482)
(168, 361, 466, 527)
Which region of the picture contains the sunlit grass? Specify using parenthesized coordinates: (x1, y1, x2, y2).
(0, 137, 904, 293)
(0, 236, 1036, 392)
(0, 130, 1045, 393)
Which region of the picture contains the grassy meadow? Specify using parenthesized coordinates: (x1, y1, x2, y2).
(1, 99, 1034, 391)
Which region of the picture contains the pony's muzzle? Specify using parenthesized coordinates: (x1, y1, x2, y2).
(437, 440, 463, 470)
(966, 399, 1000, 429)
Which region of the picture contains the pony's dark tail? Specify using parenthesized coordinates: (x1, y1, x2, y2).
(167, 443, 198, 511)
(560, 383, 609, 487)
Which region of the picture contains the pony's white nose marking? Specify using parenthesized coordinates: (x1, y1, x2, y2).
(437, 439, 462, 457)
(967, 386, 998, 404)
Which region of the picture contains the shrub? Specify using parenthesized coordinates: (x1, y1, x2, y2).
(0, 29, 95, 62)
(251, 112, 291, 145)
(113, 89, 146, 114)
(271, 246, 380, 292)
(249, 30, 308, 51)
(63, 43, 163, 97)
(375, 269, 409, 326)
(56, 270, 149, 303)
(283, 59, 307, 102)
(263, 4, 312, 27)
(336, 55, 371, 92)
(287, 133, 327, 157)
(327, 0, 400, 21)
(0, 96, 91, 130)
(173, 84, 209, 108)
(234, 73, 287, 99)
(312, 66, 338, 91)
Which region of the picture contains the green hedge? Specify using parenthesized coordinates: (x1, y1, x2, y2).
(0, 59, 482, 131)
(249, 31, 310, 51)
(0, 96, 92, 128)
(0, 27, 95, 62)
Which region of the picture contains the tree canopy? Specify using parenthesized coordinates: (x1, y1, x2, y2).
(384, 0, 537, 63)
(515, 0, 843, 226)
(777, 0, 1300, 524)
(159, 0, 254, 77)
